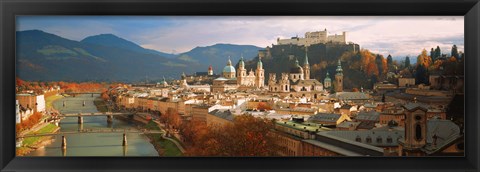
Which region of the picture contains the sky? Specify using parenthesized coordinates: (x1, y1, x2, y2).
(17, 16, 464, 58)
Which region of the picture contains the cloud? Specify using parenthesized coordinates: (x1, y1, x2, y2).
(17, 16, 464, 57)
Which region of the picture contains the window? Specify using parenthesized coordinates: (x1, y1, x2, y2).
(387, 137, 393, 143)
(366, 136, 372, 143)
(377, 137, 382, 143)
(415, 124, 422, 141)
(355, 136, 361, 142)
(415, 115, 422, 121)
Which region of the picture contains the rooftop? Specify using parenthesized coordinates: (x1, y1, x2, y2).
(276, 121, 331, 133)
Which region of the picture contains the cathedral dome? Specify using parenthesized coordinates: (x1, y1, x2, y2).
(290, 59, 303, 73)
(223, 65, 236, 73)
(223, 57, 236, 73)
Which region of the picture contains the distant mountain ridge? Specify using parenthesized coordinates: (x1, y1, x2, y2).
(16, 30, 263, 82)
(81, 34, 177, 58)
(177, 43, 263, 74)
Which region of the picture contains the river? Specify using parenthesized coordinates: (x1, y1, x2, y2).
(26, 94, 159, 156)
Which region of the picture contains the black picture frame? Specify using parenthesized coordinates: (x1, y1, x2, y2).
(1, 0, 479, 171)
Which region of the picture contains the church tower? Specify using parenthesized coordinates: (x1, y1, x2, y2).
(335, 59, 343, 92)
(268, 73, 277, 92)
(400, 102, 428, 156)
(237, 55, 247, 85)
(208, 65, 213, 75)
(303, 47, 310, 80)
(255, 57, 265, 88)
(280, 73, 290, 92)
(324, 72, 331, 89)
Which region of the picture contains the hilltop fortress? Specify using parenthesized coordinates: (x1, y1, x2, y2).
(277, 29, 347, 46)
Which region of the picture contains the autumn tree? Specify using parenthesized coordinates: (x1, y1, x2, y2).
(187, 114, 279, 156)
(160, 108, 182, 130)
(101, 92, 110, 101)
(366, 61, 379, 77)
(179, 120, 208, 146)
(417, 49, 432, 68)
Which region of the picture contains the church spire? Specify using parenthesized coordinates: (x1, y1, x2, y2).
(304, 47, 309, 65)
(336, 59, 343, 75)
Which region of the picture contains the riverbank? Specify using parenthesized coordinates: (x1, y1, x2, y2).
(144, 121, 183, 156)
(93, 97, 108, 112)
(17, 94, 63, 156)
(114, 115, 183, 156)
(16, 124, 60, 156)
(46, 94, 63, 109)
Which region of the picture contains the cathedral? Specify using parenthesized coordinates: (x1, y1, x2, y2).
(211, 56, 265, 93)
(268, 49, 325, 100)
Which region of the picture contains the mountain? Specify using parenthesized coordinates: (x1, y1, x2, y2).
(16, 30, 194, 82)
(16, 30, 263, 82)
(176, 43, 263, 74)
(81, 34, 177, 58)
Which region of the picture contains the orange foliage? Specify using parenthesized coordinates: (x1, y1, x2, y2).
(257, 102, 272, 110)
(17, 112, 43, 132)
(179, 120, 208, 146)
(366, 62, 379, 76)
(449, 56, 457, 62)
(186, 115, 279, 156)
(101, 92, 110, 101)
(382, 57, 388, 74)
(417, 49, 432, 67)
(160, 108, 182, 129)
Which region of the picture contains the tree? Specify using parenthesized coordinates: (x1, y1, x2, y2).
(434, 46, 441, 59)
(415, 64, 428, 85)
(375, 54, 384, 76)
(187, 114, 279, 156)
(451, 45, 459, 60)
(405, 56, 411, 68)
(179, 120, 208, 146)
(387, 54, 393, 65)
(417, 49, 432, 68)
(161, 108, 182, 130)
(430, 48, 435, 60)
(101, 92, 110, 101)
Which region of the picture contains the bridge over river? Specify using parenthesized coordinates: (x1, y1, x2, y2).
(23, 94, 160, 157)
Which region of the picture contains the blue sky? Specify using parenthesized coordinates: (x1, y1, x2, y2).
(17, 16, 464, 58)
